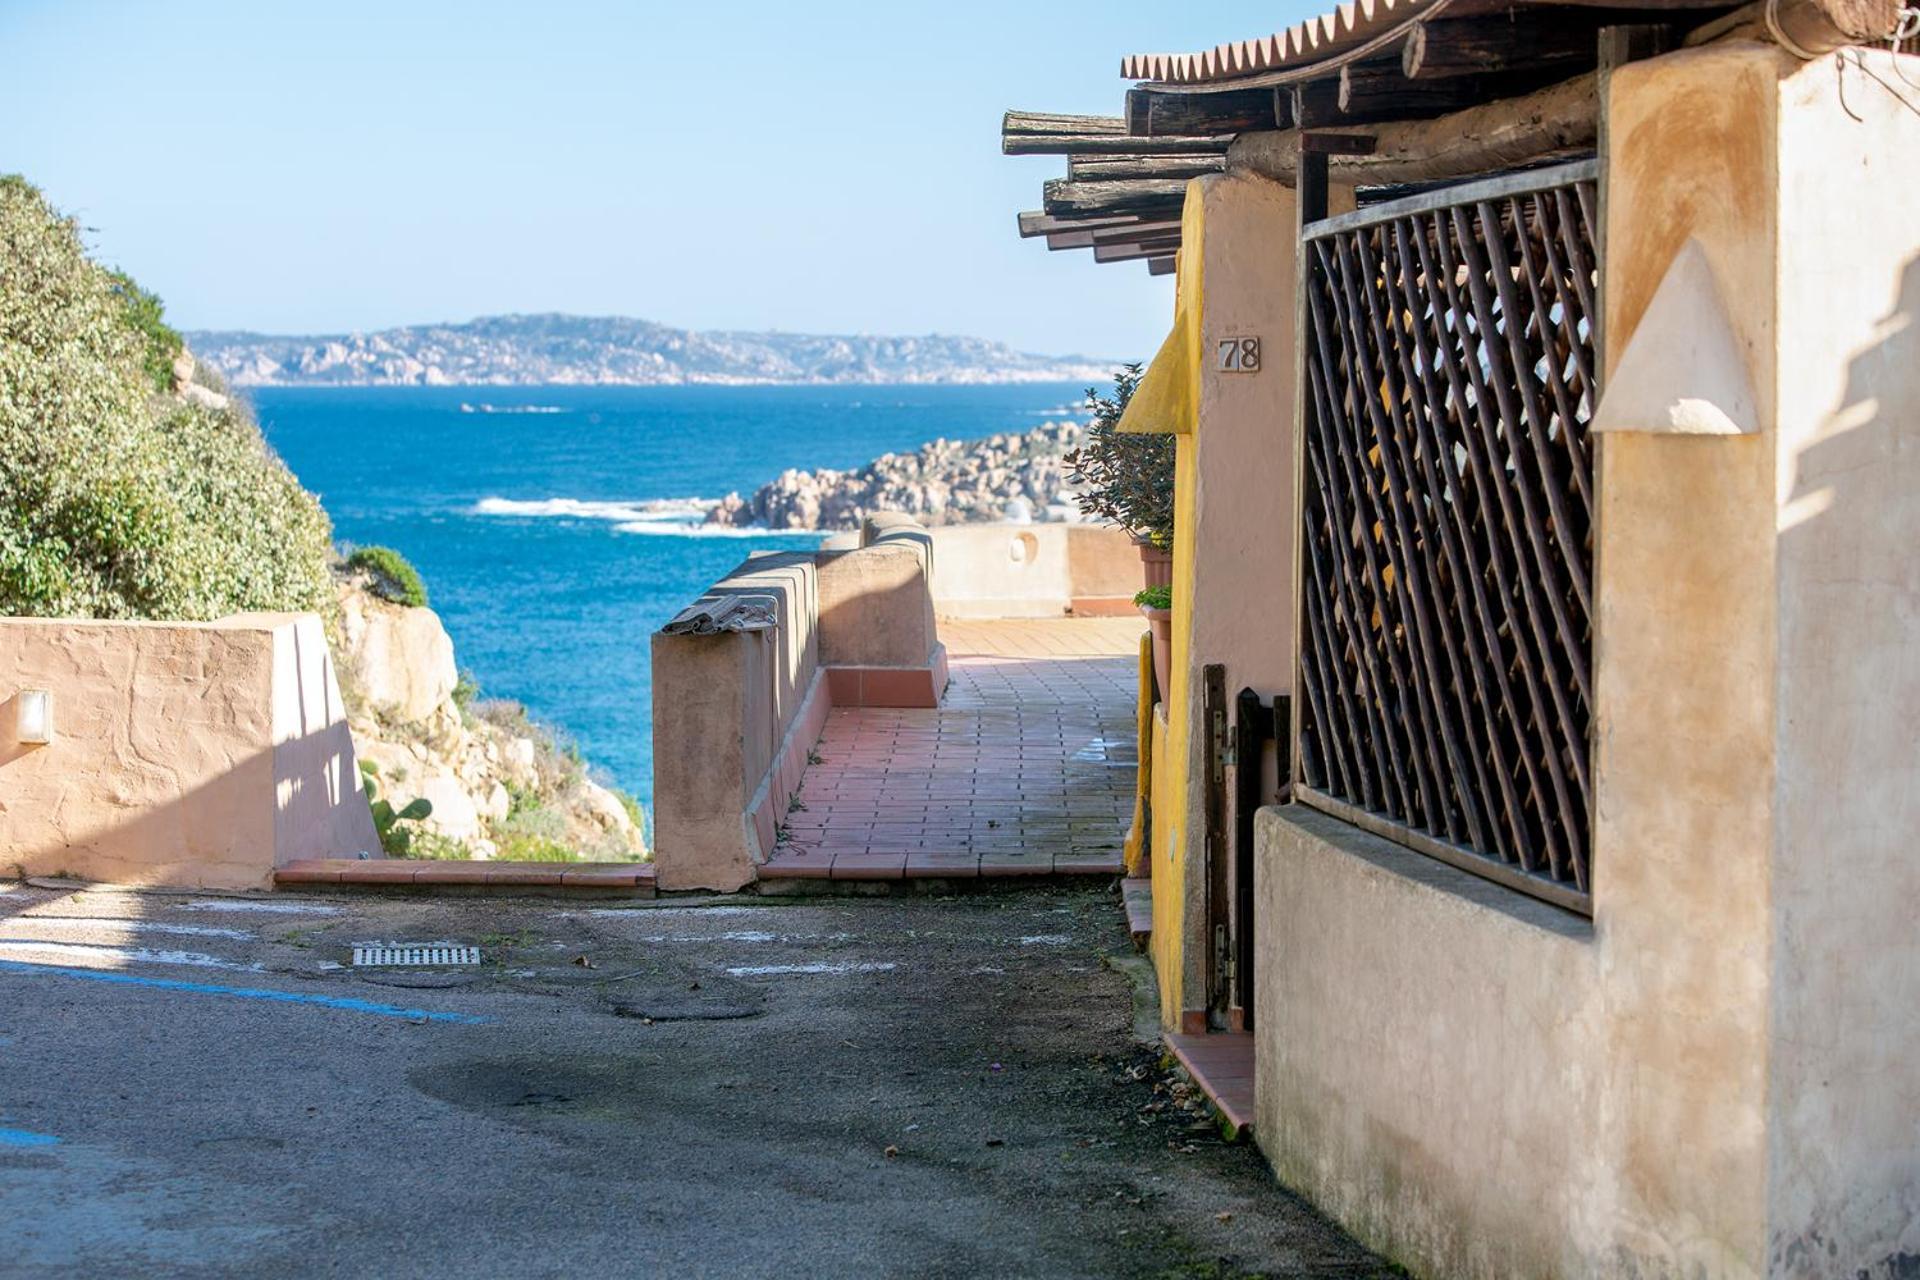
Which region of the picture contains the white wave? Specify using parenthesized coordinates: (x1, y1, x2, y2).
(612, 520, 823, 539)
(473, 496, 714, 523)
(474, 494, 826, 539)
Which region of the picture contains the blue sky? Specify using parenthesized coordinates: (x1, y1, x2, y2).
(0, 0, 1311, 360)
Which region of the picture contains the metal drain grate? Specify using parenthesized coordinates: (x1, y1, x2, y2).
(352, 944, 480, 968)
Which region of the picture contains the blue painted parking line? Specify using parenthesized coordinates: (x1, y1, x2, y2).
(0, 1127, 60, 1148)
(0, 960, 489, 1024)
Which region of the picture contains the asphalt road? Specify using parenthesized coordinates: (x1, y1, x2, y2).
(0, 879, 1389, 1279)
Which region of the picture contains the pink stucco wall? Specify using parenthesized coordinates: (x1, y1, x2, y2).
(0, 612, 378, 890)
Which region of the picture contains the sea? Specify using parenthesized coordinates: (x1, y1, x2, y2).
(251, 383, 1092, 820)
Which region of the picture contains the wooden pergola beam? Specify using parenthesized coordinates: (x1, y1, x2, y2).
(1002, 111, 1127, 136)
(1089, 219, 1182, 244)
(1004, 131, 1234, 156)
(1067, 154, 1226, 182)
(1233, 73, 1598, 187)
(1016, 210, 1147, 239)
(1683, 0, 1899, 52)
(1126, 85, 1282, 137)
(1043, 177, 1192, 217)
(1094, 239, 1183, 264)
(1399, 15, 1603, 79)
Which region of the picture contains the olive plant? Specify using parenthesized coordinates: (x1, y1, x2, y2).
(1063, 364, 1175, 547)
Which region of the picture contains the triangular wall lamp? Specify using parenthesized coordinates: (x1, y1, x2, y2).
(1592, 237, 1761, 436)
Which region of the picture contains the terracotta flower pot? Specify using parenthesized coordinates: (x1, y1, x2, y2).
(1141, 604, 1173, 703)
(1136, 538, 1173, 590)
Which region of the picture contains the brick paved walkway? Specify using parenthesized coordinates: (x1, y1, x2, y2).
(761, 618, 1141, 881)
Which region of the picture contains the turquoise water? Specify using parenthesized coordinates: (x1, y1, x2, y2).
(251, 383, 1089, 811)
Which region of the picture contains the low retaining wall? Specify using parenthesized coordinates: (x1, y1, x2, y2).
(0, 612, 379, 890)
(650, 518, 948, 892)
(928, 522, 1143, 618)
(1254, 806, 1598, 1278)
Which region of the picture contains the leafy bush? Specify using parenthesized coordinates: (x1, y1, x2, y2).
(1065, 363, 1175, 548)
(1134, 584, 1172, 611)
(345, 545, 428, 608)
(105, 269, 183, 395)
(0, 175, 333, 621)
(492, 783, 576, 862)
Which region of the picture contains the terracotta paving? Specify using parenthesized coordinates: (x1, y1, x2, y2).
(1166, 1031, 1257, 1139)
(762, 618, 1142, 882)
(275, 859, 656, 895)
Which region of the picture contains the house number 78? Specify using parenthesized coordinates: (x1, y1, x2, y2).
(1217, 336, 1261, 373)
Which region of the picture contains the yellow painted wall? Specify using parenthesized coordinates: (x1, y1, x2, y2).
(1142, 189, 1207, 1029)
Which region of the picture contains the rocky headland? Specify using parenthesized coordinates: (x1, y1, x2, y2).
(187, 314, 1114, 387)
(706, 420, 1090, 531)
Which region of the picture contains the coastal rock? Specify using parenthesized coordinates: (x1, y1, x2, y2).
(708, 420, 1090, 532)
(331, 573, 648, 861)
(335, 581, 458, 723)
(419, 772, 483, 841)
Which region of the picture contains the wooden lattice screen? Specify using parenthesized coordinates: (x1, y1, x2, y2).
(1294, 160, 1599, 913)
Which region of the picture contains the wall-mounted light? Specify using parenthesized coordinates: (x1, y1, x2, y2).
(15, 689, 52, 745)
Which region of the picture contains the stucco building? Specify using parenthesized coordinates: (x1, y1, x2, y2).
(1008, 1, 1920, 1275)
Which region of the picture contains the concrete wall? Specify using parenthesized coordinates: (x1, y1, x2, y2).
(1250, 43, 1920, 1280)
(928, 523, 1142, 618)
(1255, 807, 1599, 1278)
(0, 612, 378, 890)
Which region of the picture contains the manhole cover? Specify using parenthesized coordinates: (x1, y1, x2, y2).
(352, 944, 480, 968)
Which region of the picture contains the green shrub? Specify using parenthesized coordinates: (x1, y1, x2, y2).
(0, 175, 333, 621)
(346, 545, 428, 608)
(1065, 364, 1175, 547)
(105, 268, 183, 395)
(1134, 584, 1172, 611)
(491, 783, 579, 862)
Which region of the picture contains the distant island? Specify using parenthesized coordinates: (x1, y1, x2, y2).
(186, 313, 1116, 387)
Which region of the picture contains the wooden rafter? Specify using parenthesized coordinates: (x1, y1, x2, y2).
(1125, 85, 1281, 136)
(1067, 154, 1225, 182)
(1043, 177, 1190, 217)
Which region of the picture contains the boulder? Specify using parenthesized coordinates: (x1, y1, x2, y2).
(336, 581, 457, 724)
(419, 771, 483, 841)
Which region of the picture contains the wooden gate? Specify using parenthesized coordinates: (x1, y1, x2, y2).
(1293, 160, 1599, 914)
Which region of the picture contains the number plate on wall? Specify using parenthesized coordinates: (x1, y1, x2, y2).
(1216, 337, 1261, 373)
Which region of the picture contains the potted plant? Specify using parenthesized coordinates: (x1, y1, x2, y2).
(1134, 584, 1173, 703)
(1065, 364, 1175, 586)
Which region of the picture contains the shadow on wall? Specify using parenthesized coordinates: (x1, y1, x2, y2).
(1, 720, 377, 891)
(1768, 250, 1920, 1268)
(0, 614, 380, 891)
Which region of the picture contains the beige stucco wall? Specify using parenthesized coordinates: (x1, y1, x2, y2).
(651, 551, 823, 892)
(1251, 42, 1920, 1280)
(817, 542, 938, 668)
(1765, 45, 1920, 1276)
(928, 523, 1141, 618)
(0, 612, 377, 890)
(653, 526, 950, 891)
